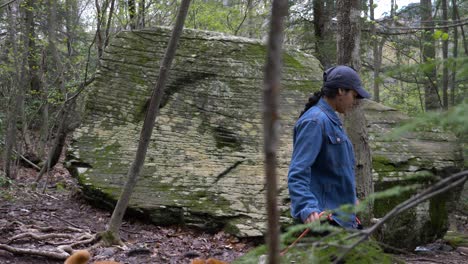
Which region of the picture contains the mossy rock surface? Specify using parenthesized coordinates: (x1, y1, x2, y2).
(69, 27, 322, 237)
(363, 100, 464, 250)
(69, 28, 464, 246)
(444, 231, 468, 247)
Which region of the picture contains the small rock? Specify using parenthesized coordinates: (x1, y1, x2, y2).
(184, 251, 200, 258)
(456, 246, 468, 255)
(99, 247, 118, 258)
(126, 247, 151, 257)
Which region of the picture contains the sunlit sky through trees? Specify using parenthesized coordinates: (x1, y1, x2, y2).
(374, 0, 419, 18)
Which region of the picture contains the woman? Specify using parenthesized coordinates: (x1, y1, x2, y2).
(287, 65, 370, 228)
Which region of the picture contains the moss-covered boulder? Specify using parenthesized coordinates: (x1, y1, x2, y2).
(68, 27, 322, 237)
(364, 100, 464, 250)
(68, 28, 464, 249)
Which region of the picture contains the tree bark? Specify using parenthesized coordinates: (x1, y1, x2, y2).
(420, 0, 440, 111)
(313, 0, 335, 68)
(453, 3, 467, 56)
(3, 2, 26, 179)
(441, 0, 448, 109)
(103, 0, 192, 245)
(95, 0, 104, 59)
(450, 0, 459, 105)
(138, 0, 145, 28)
(336, 0, 374, 225)
(370, 0, 384, 103)
(38, 48, 49, 157)
(263, 0, 288, 262)
(34, 0, 70, 185)
(128, 0, 136, 29)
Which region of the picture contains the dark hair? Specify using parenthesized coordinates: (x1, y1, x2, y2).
(299, 86, 341, 118)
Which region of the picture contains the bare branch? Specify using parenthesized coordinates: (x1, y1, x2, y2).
(333, 170, 468, 263)
(0, 0, 16, 9)
(0, 139, 41, 170)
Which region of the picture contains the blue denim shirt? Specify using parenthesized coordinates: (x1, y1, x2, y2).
(288, 98, 358, 228)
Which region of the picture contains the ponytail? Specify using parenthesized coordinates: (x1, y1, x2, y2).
(299, 90, 323, 118)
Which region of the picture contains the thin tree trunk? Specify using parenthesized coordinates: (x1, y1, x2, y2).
(103, 0, 192, 245)
(370, 0, 383, 102)
(3, 3, 26, 179)
(38, 40, 48, 156)
(441, 0, 448, 109)
(337, 0, 374, 225)
(138, 0, 145, 28)
(421, 0, 440, 110)
(453, 3, 467, 56)
(128, 0, 136, 29)
(34, 106, 70, 184)
(34, 0, 69, 185)
(263, 0, 288, 262)
(20, 0, 35, 152)
(104, 0, 116, 49)
(95, 0, 105, 59)
(450, 0, 459, 105)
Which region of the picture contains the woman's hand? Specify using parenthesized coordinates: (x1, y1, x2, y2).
(305, 212, 321, 224)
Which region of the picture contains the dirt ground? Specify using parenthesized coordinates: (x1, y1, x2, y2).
(1, 165, 467, 264)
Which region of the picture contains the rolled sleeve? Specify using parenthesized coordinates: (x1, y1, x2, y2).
(287, 119, 323, 223)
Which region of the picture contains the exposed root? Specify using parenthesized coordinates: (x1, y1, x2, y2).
(8, 232, 77, 244)
(1, 222, 102, 261)
(0, 243, 70, 260)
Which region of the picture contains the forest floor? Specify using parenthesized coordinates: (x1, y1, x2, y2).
(0, 164, 467, 264)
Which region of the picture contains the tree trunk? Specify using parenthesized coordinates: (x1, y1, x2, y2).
(3, 3, 26, 179)
(450, 0, 459, 105)
(103, 0, 192, 245)
(34, 106, 71, 184)
(26, 0, 40, 93)
(441, 0, 448, 109)
(336, 0, 374, 225)
(95, 0, 104, 59)
(38, 53, 49, 157)
(34, 0, 69, 185)
(453, 3, 467, 56)
(420, 0, 440, 111)
(138, 0, 145, 28)
(104, 0, 116, 49)
(128, 0, 136, 29)
(18, 0, 33, 151)
(263, 0, 288, 262)
(370, 0, 384, 103)
(313, 0, 335, 68)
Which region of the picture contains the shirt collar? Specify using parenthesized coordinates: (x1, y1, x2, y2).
(317, 98, 342, 126)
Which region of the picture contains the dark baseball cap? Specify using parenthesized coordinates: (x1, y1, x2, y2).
(323, 65, 370, 99)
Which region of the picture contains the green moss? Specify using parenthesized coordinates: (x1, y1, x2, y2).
(372, 155, 395, 171)
(444, 231, 468, 247)
(283, 53, 304, 70)
(285, 80, 322, 93)
(244, 44, 266, 58)
(373, 181, 414, 217)
(425, 193, 449, 240)
(224, 221, 241, 235)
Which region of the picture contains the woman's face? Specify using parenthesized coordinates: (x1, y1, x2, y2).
(336, 89, 359, 114)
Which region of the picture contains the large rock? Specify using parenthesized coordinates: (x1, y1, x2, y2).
(365, 101, 464, 250)
(68, 27, 322, 237)
(68, 28, 464, 249)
